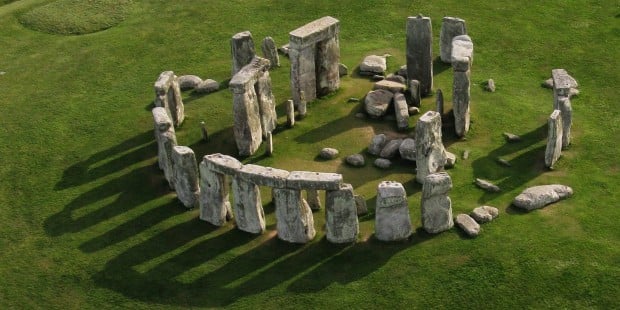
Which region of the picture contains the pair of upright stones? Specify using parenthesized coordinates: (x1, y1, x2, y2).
(406, 16, 472, 137)
(199, 153, 359, 244)
(375, 172, 453, 241)
(154, 71, 185, 128)
(545, 69, 574, 168)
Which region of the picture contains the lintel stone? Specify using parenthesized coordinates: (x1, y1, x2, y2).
(237, 164, 290, 188)
(286, 171, 343, 190)
(203, 153, 243, 175)
(289, 16, 340, 48)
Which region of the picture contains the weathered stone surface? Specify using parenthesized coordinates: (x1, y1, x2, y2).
(397, 65, 407, 77)
(440, 17, 467, 63)
(394, 93, 409, 130)
(194, 79, 220, 94)
(399, 138, 416, 161)
(154, 71, 184, 127)
(364, 89, 394, 118)
(470, 206, 493, 224)
(359, 55, 387, 75)
(375, 181, 412, 241)
(368, 134, 388, 156)
(178, 75, 202, 90)
(485, 79, 496, 92)
(339, 63, 348, 76)
(274, 188, 315, 243)
(406, 15, 433, 96)
(286, 99, 295, 127)
(408, 106, 420, 115)
(475, 178, 501, 193)
(371, 74, 385, 81)
(152, 107, 175, 171)
(503, 132, 522, 142)
(261, 36, 280, 69)
(380, 139, 403, 159)
(385, 74, 406, 84)
(513, 185, 573, 211)
(325, 183, 359, 243)
(354, 194, 368, 215)
(569, 88, 580, 98)
(496, 157, 512, 167)
(552, 69, 578, 107)
(453, 69, 471, 137)
(232, 175, 265, 234)
(558, 97, 572, 149)
(231, 31, 256, 75)
(355, 112, 365, 119)
(348, 97, 360, 103)
(279, 43, 290, 56)
(306, 189, 321, 211)
(319, 147, 339, 159)
(374, 158, 391, 169)
(237, 164, 289, 188)
(199, 161, 232, 226)
(542, 78, 554, 89)
(421, 172, 453, 234)
(286, 171, 343, 190)
(451, 35, 473, 72)
(200, 121, 208, 141)
(482, 205, 499, 219)
(544, 110, 563, 169)
(445, 151, 457, 168)
(172, 146, 200, 208)
(436, 89, 444, 115)
(345, 154, 365, 167)
(455, 214, 480, 237)
(160, 130, 177, 189)
(373, 79, 406, 93)
(256, 71, 277, 138)
(203, 153, 243, 175)
(415, 111, 447, 184)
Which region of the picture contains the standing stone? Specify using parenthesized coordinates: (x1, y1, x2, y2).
(306, 189, 322, 211)
(415, 111, 447, 184)
(552, 69, 578, 109)
(152, 107, 174, 170)
(558, 97, 572, 149)
(406, 15, 433, 96)
(451, 35, 474, 71)
(325, 183, 359, 243)
(339, 63, 348, 76)
(544, 110, 563, 169)
(265, 132, 273, 156)
(154, 71, 184, 127)
(354, 194, 368, 215)
(160, 130, 177, 190)
(172, 146, 200, 209)
(409, 79, 421, 107)
(231, 31, 255, 75)
(286, 99, 295, 127)
(199, 160, 232, 226)
(421, 172, 454, 234)
(274, 188, 315, 243)
(261, 36, 280, 69)
(200, 121, 208, 141)
(439, 17, 467, 63)
(394, 93, 410, 130)
(375, 181, 412, 241)
(452, 35, 473, 138)
(436, 89, 444, 115)
(232, 175, 265, 234)
(368, 134, 388, 156)
(257, 70, 277, 138)
(485, 79, 496, 92)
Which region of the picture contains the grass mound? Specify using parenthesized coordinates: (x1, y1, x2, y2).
(18, 0, 132, 35)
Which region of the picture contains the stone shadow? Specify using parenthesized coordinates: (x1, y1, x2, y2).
(433, 56, 452, 76)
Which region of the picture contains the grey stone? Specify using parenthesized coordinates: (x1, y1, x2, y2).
(286, 171, 343, 190)
(394, 93, 409, 130)
(436, 89, 444, 115)
(503, 132, 522, 142)
(375, 181, 412, 241)
(397, 65, 407, 77)
(371, 74, 385, 81)
(354, 194, 368, 215)
(440, 17, 467, 63)
(513, 185, 573, 211)
(274, 188, 315, 243)
(172, 146, 200, 208)
(154, 71, 184, 127)
(474, 178, 501, 193)
(408, 106, 420, 115)
(237, 164, 289, 188)
(203, 153, 243, 175)
(152, 107, 175, 172)
(409, 79, 421, 107)
(552, 69, 578, 108)
(199, 160, 232, 226)
(231, 31, 256, 75)
(232, 175, 265, 234)
(455, 214, 480, 237)
(231, 81, 262, 156)
(286, 99, 295, 127)
(462, 150, 470, 160)
(485, 79, 496, 92)
(278, 43, 290, 56)
(470, 207, 492, 224)
(380, 139, 403, 159)
(359, 55, 387, 75)
(339, 63, 348, 76)
(364, 89, 394, 118)
(345, 154, 365, 167)
(355, 112, 365, 119)
(496, 157, 512, 167)
(325, 184, 359, 243)
(569, 88, 580, 98)
(453, 69, 471, 137)
(347, 97, 360, 102)
(160, 130, 177, 190)
(415, 111, 447, 184)
(406, 15, 433, 96)
(306, 189, 321, 210)
(194, 79, 220, 94)
(399, 138, 416, 161)
(558, 97, 572, 149)
(261, 36, 280, 69)
(374, 158, 392, 169)
(482, 205, 499, 219)
(368, 134, 388, 156)
(373, 79, 407, 93)
(445, 151, 457, 168)
(320, 147, 339, 159)
(177, 75, 202, 90)
(544, 110, 563, 169)
(385, 74, 406, 84)
(451, 35, 473, 72)
(421, 172, 454, 234)
(265, 132, 273, 156)
(256, 71, 277, 138)
(542, 78, 554, 89)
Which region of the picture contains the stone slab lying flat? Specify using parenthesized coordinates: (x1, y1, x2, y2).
(373, 79, 406, 93)
(203, 153, 243, 175)
(237, 164, 289, 188)
(513, 184, 573, 211)
(286, 171, 343, 190)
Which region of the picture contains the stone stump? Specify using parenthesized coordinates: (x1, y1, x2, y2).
(544, 110, 563, 169)
(409, 79, 421, 107)
(232, 175, 265, 234)
(439, 17, 467, 63)
(558, 97, 572, 149)
(394, 93, 409, 130)
(325, 183, 359, 243)
(415, 111, 447, 184)
(436, 89, 444, 115)
(172, 146, 200, 208)
(375, 181, 412, 241)
(231, 31, 256, 75)
(406, 15, 433, 96)
(552, 69, 577, 109)
(257, 70, 277, 138)
(286, 99, 295, 127)
(154, 71, 184, 127)
(261, 36, 280, 69)
(274, 188, 315, 243)
(421, 172, 454, 233)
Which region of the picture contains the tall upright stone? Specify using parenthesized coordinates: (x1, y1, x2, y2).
(558, 97, 572, 149)
(545, 110, 563, 169)
(154, 71, 184, 127)
(375, 181, 412, 241)
(325, 183, 359, 243)
(274, 188, 315, 243)
(152, 107, 174, 170)
(232, 175, 265, 234)
(306, 189, 321, 211)
(439, 17, 467, 63)
(256, 70, 277, 137)
(394, 93, 410, 130)
(231, 31, 255, 76)
(409, 79, 421, 107)
(286, 99, 295, 127)
(436, 89, 444, 115)
(261, 36, 280, 69)
(451, 35, 473, 137)
(406, 15, 433, 96)
(160, 130, 177, 190)
(415, 111, 447, 184)
(421, 172, 454, 233)
(199, 154, 241, 226)
(172, 146, 200, 208)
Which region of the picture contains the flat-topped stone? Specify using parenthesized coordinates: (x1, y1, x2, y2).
(152, 107, 172, 132)
(375, 181, 412, 241)
(455, 214, 480, 237)
(360, 55, 387, 75)
(451, 35, 473, 71)
(286, 171, 343, 190)
(229, 57, 271, 93)
(440, 17, 467, 63)
(373, 79, 406, 93)
(203, 153, 243, 175)
(231, 31, 256, 75)
(237, 164, 289, 188)
(289, 16, 339, 48)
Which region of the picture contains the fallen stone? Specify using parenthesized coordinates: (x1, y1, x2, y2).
(373, 80, 407, 93)
(368, 134, 388, 156)
(485, 79, 496, 92)
(399, 138, 416, 161)
(320, 147, 339, 159)
(325, 184, 359, 243)
(544, 109, 563, 169)
(371, 74, 385, 81)
(474, 178, 501, 193)
(380, 139, 403, 159)
(445, 151, 457, 168)
(364, 89, 394, 118)
(199, 161, 232, 226)
(513, 184, 573, 211)
(339, 63, 348, 76)
(470, 206, 493, 224)
(455, 214, 480, 237)
(261, 36, 280, 69)
(462, 150, 470, 160)
(178, 75, 203, 90)
(347, 97, 360, 102)
(374, 158, 391, 169)
(569, 88, 580, 98)
(200, 121, 208, 141)
(408, 106, 420, 115)
(354, 194, 368, 215)
(385, 74, 406, 84)
(286, 171, 343, 191)
(542, 78, 554, 89)
(397, 65, 407, 77)
(482, 205, 499, 219)
(503, 132, 522, 142)
(421, 172, 454, 234)
(359, 55, 387, 75)
(496, 157, 511, 167)
(195, 79, 220, 94)
(345, 154, 365, 167)
(375, 181, 412, 241)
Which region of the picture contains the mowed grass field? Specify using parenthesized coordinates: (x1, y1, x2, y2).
(1, 0, 619, 308)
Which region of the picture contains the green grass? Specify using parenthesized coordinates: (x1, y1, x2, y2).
(18, 0, 132, 35)
(1, 0, 619, 308)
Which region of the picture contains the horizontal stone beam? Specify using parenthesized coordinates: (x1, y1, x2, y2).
(286, 171, 343, 190)
(203, 153, 243, 175)
(552, 68, 578, 92)
(451, 35, 473, 72)
(289, 16, 339, 49)
(229, 56, 271, 93)
(237, 164, 290, 188)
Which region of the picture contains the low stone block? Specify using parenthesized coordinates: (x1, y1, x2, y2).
(373, 80, 406, 93)
(359, 55, 387, 75)
(399, 138, 416, 161)
(325, 183, 359, 243)
(513, 184, 573, 211)
(368, 134, 388, 156)
(375, 181, 412, 241)
(365, 89, 393, 118)
(380, 139, 402, 159)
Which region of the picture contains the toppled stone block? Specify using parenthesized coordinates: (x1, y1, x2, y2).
(544, 109, 563, 169)
(406, 15, 433, 96)
(325, 183, 359, 243)
(380, 139, 403, 159)
(339, 63, 348, 76)
(195, 79, 220, 94)
(485, 78, 496, 92)
(399, 138, 416, 161)
(364, 89, 394, 118)
(368, 134, 388, 156)
(482, 205, 499, 219)
(274, 188, 315, 243)
(375, 181, 412, 241)
(475, 178, 501, 193)
(503, 132, 522, 142)
(319, 147, 339, 159)
(415, 111, 447, 183)
(203, 153, 243, 175)
(440, 17, 467, 63)
(172, 146, 200, 208)
(455, 214, 480, 237)
(470, 206, 494, 224)
(513, 184, 573, 211)
(385, 74, 406, 84)
(178, 75, 203, 90)
(237, 164, 289, 188)
(360, 55, 387, 75)
(394, 93, 409, 130)
(286, 171, 343, 190)
(345, 154, 365, 167)
(421, 172, 454, 234)
(374, 158, 392, 169)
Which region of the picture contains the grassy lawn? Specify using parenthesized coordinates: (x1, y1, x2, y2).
(0, 0, 618, 308)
